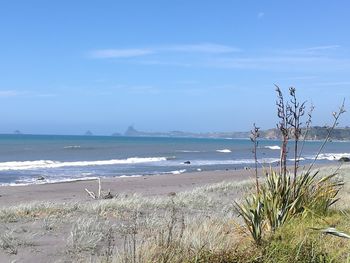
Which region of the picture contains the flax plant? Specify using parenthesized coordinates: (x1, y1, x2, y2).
(275, 85, 291, 177)
(287, 87, 306, 180)
(234, 195, 264, 245)
(250, 123, 260, 195)
(235, 86, 345, 245)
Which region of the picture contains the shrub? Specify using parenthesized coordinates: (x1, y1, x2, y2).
(235, 87, 345, 244)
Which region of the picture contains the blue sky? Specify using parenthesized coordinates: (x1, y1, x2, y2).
(1, 1, 350, 135)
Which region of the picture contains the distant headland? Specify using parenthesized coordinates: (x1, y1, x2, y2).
(115, 125, 350, 141)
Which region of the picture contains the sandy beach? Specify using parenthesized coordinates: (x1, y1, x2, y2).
(0, 162, 336, 207)
(0, 169, 255, 207)
(0, 164, 347, 262)
(0, 168, 257, 262)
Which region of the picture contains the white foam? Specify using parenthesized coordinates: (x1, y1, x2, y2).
(169, 169, 186, 175)
(310, 153, 350, 161)
(288, 157, 306, 161)
(188, 158, 280, 166)
(260, 158, 280, 164)
(176, 150, 202, 153)
(45, 177, 100, 184)
(216, 149, 232, 153)
(0, 157, 168, 171)
(1, 176, 99, 187)
(119, 175, 143, 178)
(264, 145, 281, 150)
(63, 145, 81, 149)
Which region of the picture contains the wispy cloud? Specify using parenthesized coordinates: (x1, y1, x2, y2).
(136, 49, 350, 72)
(90, 48, 154, 58)
(201, 44, 347, 71)
(89, 43, 349, 73)
(163, 43, 240, 53)
(205, 56, 350, 71)
(0, 89, 57, 98)
(0, 90, 21, 97)
(267, 45, 341, 57)
(89, 43, 240, 59)
(304, 45, 340, 51)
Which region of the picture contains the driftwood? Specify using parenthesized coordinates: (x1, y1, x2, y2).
(85, 178, 115, 199)
(85, 188, 96, 199)
(98, 178, 101, 198)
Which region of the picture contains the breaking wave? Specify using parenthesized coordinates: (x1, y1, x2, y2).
(312, 153, 350, 161)
(168, 169, 187, 175)
(176, 150, 202, 153)
(264, 145, 281, 150)
(188, 158, 280, 166)
(216, 149, 232, 153)
(0, 157, 168, 171)
(1, 176, 99, 187)
(63, 145, 81, 149)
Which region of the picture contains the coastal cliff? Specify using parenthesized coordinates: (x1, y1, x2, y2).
(121, 125, 350, 141)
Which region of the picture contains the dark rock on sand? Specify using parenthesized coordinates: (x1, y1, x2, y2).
(339, 157, 350, 162)
(103, 191, 114, 199)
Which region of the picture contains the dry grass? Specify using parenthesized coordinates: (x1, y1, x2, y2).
(67, 217, 109, 254)
(0, 179, 253, 261)
(0, 167, 349, 262)
(0, 225, 36, 255)
(316, 164, 350, 209)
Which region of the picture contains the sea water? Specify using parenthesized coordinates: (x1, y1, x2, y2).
(0, 134, 349, 185)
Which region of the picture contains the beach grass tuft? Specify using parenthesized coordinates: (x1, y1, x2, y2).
(0, 165, 348, 261)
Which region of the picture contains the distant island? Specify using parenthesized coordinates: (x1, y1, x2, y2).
(115, 125, 350, 141)
(85, 130, 93, 136)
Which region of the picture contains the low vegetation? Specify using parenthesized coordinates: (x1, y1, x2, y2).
(0, 165, 349, 262)
(1, 87, 350, 262)
(233, 87, 349, 262)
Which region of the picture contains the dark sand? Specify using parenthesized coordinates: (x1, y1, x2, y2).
(0, 169, 255, 207)
(0, 165, 338, 262)
(0, 169, 256, 262)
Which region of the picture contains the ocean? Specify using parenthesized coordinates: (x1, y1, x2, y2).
(0, 134, 349, 186)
